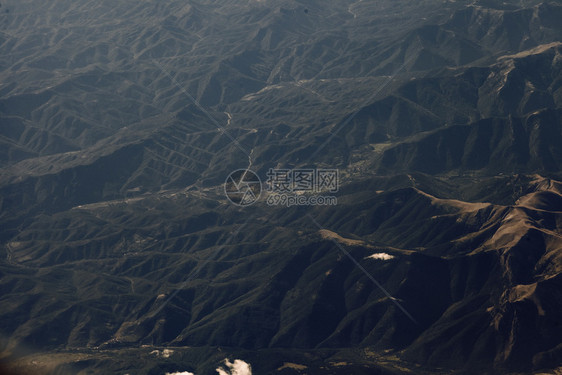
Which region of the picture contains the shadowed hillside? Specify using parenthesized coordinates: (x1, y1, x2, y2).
(1, 0, 562, 374)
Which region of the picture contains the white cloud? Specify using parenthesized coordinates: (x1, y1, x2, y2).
(365, 252, 394, 260)
(216, 359, 252, 375)
(165, 372, 194, 375)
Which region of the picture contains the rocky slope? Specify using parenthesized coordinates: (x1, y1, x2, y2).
(1, 0, 562, 374)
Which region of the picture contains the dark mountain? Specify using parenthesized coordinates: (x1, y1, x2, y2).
(1, 0, 562, 374)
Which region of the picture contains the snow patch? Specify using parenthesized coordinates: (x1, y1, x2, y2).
(365, 252, 394, 260)
(151, 348, 174, 358)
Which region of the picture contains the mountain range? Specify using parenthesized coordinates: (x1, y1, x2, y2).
(1, 0, 562, 374)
